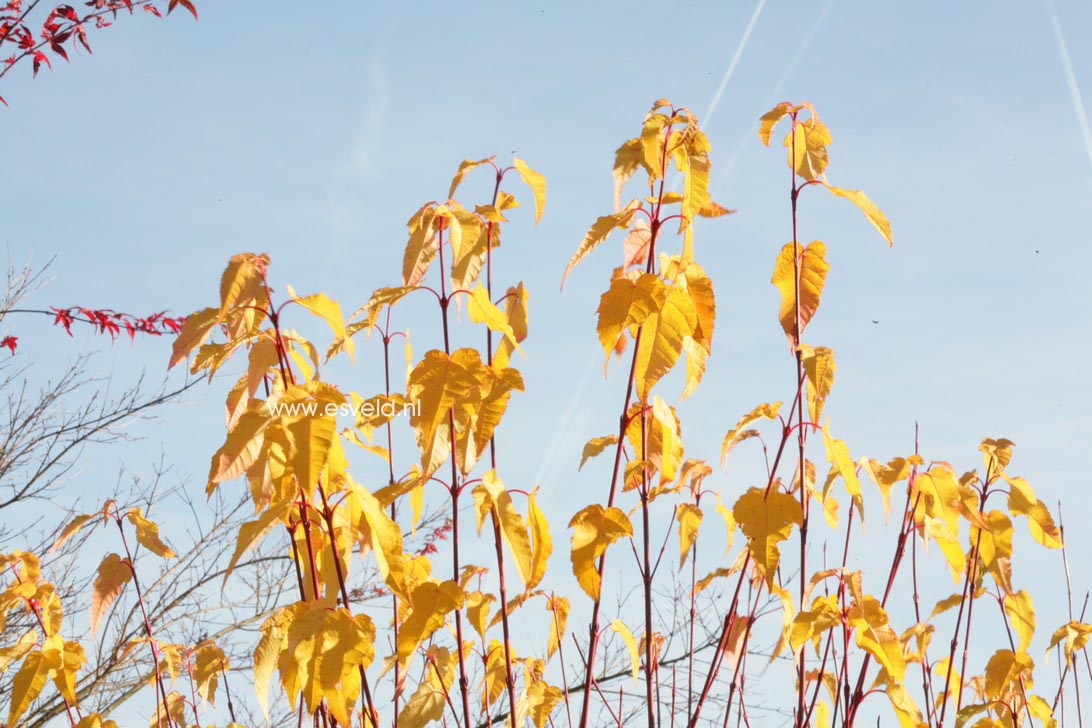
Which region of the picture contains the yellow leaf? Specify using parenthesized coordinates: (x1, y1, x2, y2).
(448, 156, 495, 200)
(983, 648, 1033, 700)
(562, 199, 642, 286)
(859, 456, 912, 520)
(49, 638, 85, 706)
(720, 402, 781, 469)
(513, 158, 547, 224)
(758, 102, 793, 147)
(824, 183, 893, 246)
(613, 138, 646, 210)
(579, 435, 618, 470)
(0, 629, 37, 675)
(126, 508, 176, 558)
(8, 647, 61, 726)
(91, 553, 132, 635)
(50, 513, 94, 553)
(399, 645, 455, 727)
(527, 491, 552, 591)
(282, 406, 339, 491)
(733, 487, 803, 587)
(634, 283, 698, 400)
(791, 595, 841, 652)
(403, 206, 439, 287)
(350, 481, 409, 600)
(169, 306, 220, 369)
(847, 595, 906, 681)
(218, 253, 269, 318)
(1004, 475, 1062, 548)
(493, 282, 529, 370)
(783, 115, 831, 181)
(407, 349, 482, 480)
(822, 425, 861, 518)
(1027, 694, 1058, 728)
(467, 283, 524, 356)
(799, 346, 836, 425)
(611, 619, 640, 684)
(569, 504, 633, 601)
(397, 581, 465, 661)
(1003, 590, 1036, 653)
(526, 680, 564, 728)
(972, 510, 1015, 594)
(193, 644, 228, 705)
(714, 495, 736, 556)
(285, 284, 353, 362)
(677, 503, 702, 566)
(625, 396, 684, 485)
(472, 470, 534, 587)
(1047, 621, 1092, 664)
(546, 596, 569, 660)
(771, 240, 829, 342)
(596, 273, 665, 366)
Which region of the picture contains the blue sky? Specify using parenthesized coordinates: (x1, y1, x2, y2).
(2, 0, 1091, 723)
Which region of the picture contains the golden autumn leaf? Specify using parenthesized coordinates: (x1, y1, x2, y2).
(467, 283, 524, 356)
(126, 508, 175, 558)
(527, 490, 552, 591)
(473, 470, 534, 587)
(733, 487, 803, 587)
(1004, 475, 1062, 548)
(579, 435, 618, 470)
(407, 349, 482, 479)
(546, 595, 569, 661)
(720, 402, 781, 469)
(783, 114, 831, 181)
(169, 306, 220, 369)
(50, 513, 94, 553)
(771, 240, 829, 342)
(847, 595, 906, 681)
(562, 199, 642, 286)
(625, 396, 684, 485)
(91, 552, 132, 635)
(824, 183, 893, 246)
(1003, 590, 1036, 653)
(611, 619, 641, 684)
(7, 646, 61, 726)
(1047, 621, 1092, 664)
(493, 282, 529, 371)
(569, 504, 633, 601)
(677, 503, 702, 567)
(399, 645, 455, 727)
(448, 156, 495, 200)
(193, 644, 227, 704)
(396, 580, 465, 661)
(983, 648, 1033, 700)
(634, 283, 698, 400)
(758, 102, 793, 147)
(821, 425, 862, 518)
(596, 273, 665, 365)
(285, 283, 353, 362)
(799, 345, 836, 425)
(513, 158, 547, 224)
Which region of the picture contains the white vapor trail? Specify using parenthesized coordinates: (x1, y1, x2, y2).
(1045, 0, 1092, 174)
(701, 0, 770, 130)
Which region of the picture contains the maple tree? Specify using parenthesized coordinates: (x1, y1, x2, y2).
(2, 96, 1089, 728)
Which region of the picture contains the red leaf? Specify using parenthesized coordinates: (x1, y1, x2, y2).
(1, 335, 17, 354)
(31, 50, 50, 76)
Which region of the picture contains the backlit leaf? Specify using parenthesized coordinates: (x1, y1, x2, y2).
(771, 240, 829, 342)
(569, 505, 633, 601)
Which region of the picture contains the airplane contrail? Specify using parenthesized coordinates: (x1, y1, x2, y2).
(1045, 0, 1092, 174)
(701, 0, 770, 130)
